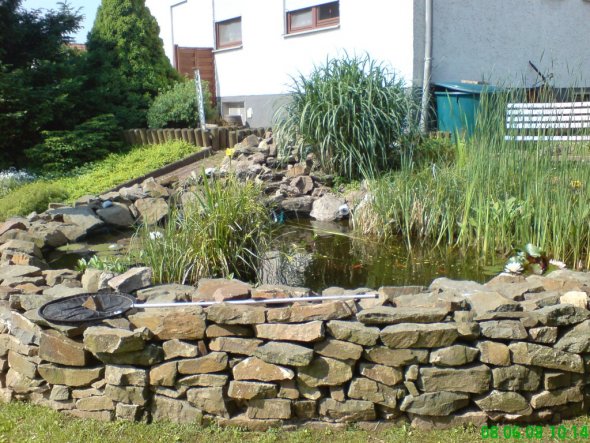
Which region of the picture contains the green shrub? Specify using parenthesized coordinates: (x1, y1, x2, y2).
(134, 175, 274, 284)
(147, 80, 216, 129)
(25, 114, 122, 172)
(0, 181, 68, 219)
(275, 53, 420, 180)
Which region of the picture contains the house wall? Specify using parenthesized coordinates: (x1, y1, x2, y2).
(413, 0, 590, 88)
(147, 0, 415, 127)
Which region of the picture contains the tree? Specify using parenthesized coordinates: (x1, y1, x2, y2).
(86, 0, 179, 128)
(0, 0, 84, 168)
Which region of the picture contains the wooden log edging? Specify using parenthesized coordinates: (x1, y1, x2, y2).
(105, 147, 213, 193)
(122, 127, 269, 151)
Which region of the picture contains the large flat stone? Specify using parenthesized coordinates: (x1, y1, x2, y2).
(535, 304, 590, 326)
(364, 347, 429, 367)
(39, 330, 88, 366)
(475, 390, 531, 414)
(357, 307, 448, 325)
(232, 357, 294, 381)
(297, 356, 353, 387)
(83, 326, 145, 355)
(530, 386, 583, 409)
(318, 398, 376, 422)
(246, 399, 291, 419)
(479, 320, 527, 340)
(95, 344, 163, 367)
(47, 206, 104, 234)
(380, 323, 458, 349)
(358, 363, 403, 386)
(128, 308, 206, 340)
(266, 301, 354, 323)
(429, 345, 479, 367)
(418, 365, 491, 394)
(151, 396, 203, 424)
(205, 304, 266, 324)
(38, 364, 103, 387)
(209, 337, 262, 356)
(254, 321, 324, 342)
(347, 377, 398, 408)
(228, 381, 278, 400)
(464, 291, 520, 315)
(492, 365, 541, 391)
(476, 341, 511, 366)
(400, 392, 470, 416)
(134, 198, 168, 225)
(177, 352, 227, 374)
(104, 365, 147, 386)
(254, 341, 313, 366)
(313, 338, 363, 361)
(107, 267, 152, 293)
(325, 320, 379, 346)
(554, 320, 590, 353)
(186, 387, 229, 417)
(509, 342, 584, 373)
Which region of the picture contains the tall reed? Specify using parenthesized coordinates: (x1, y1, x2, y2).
(133, 175, 274, 284)
(274, 53, 420, 180)
(353, 86, 590, 268)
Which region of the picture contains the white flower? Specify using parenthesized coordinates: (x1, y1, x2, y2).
(549, 259, 567, 269)
(149, 231, 163, 240)
(504, 261, 524, 274)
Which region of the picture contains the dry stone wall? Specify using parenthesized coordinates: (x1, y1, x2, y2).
(1, 265, 590, 430)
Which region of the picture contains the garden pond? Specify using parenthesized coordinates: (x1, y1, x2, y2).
(46, 219, 503, 292)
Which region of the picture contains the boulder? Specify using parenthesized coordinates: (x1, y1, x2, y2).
(0, 265, 41, 282)
(310, 194, 346, 221)
(46, 206, 105, 235)
(96, 203, 135, 227)
(81, 269, 112, 293)
(0, 240, 42, 259)
(134, 198, 168, 224)
(559, 291, 588, 309)
(141, 177, 170, 198)
(279, 196, 314, 213)
(465, 291, 520, 315)
(380, 323, 459, 349)
(107, 267, 152, 293)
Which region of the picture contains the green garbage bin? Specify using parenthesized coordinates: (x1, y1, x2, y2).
(434, 83, 497, 138)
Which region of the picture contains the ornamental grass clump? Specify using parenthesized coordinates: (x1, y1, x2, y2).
(275, 53, 420, 180)
(134, 175, 274, 285)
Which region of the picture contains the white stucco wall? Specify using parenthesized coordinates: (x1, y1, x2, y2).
(148, 0, 415, 97)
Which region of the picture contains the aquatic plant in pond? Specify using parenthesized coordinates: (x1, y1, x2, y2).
(133, 175, 274, 285)
(352, 87, 590, 269)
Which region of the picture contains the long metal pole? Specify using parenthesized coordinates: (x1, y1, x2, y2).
(134, 293, 378, 309)
(419, 0, 433, 134)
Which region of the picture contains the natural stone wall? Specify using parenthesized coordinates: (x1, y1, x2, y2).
(1, 264, 590, 430)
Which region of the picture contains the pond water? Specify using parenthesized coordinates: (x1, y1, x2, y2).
(48, 220, 504, 291)
(264, 219, 503, 292)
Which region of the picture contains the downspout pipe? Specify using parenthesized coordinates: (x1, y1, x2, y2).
(419, 0, 433, 134)
(170, 0, 188, 68)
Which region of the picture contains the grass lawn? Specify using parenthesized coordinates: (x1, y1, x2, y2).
(2, 402, 589, 443)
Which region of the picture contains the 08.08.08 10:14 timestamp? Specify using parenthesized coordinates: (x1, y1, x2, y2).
(481, 425, 590, 440)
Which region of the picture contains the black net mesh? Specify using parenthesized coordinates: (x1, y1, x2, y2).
(39, 292, 134, 325)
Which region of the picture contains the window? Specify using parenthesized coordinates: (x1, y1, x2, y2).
(287, 1, 339, 34)
(216, 17, 242, 49)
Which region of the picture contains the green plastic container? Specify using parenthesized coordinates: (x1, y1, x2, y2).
(434, 83, 497, 138)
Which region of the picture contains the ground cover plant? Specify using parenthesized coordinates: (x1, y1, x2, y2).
(135, 174, 274, 284)
(275, 53, 420, 180)
(352, 88, 590, 269)
(0, 141, 198, 220)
